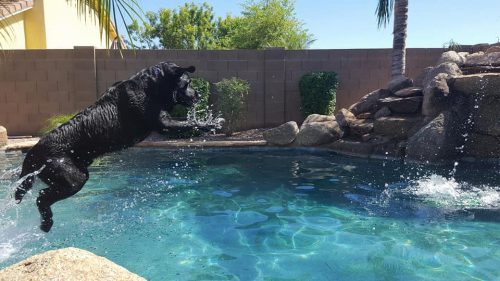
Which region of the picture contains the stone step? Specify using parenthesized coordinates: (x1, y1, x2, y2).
(374, 116, 423, 139)
(449, 73, 500, 97)
(379, 96, 423, 114)
(393, 87, 423, 97)
(349, 119, 374, 137)
(461, 66, 500, 75)
(324, 137, 404, 159)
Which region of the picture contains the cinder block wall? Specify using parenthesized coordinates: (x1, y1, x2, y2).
(0, 47, 443, 135)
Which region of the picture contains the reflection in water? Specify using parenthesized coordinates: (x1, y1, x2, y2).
(0, 148, 499, 280)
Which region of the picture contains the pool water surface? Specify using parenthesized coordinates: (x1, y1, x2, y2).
(0, 148, 499, 280)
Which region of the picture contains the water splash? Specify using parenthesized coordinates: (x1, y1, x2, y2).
(186, 107, 224, 133)
(403, 174, 500, 209)
(0, 166, 21, 180)
(0, 164, 47, 263)
(459, 76, 488, 158)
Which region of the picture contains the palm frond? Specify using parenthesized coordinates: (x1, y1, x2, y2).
(375, 0, 394, 28)
(0, 1, 19, 49)
(70, 0, 144, 49)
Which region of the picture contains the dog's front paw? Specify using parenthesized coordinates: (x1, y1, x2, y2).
(40, 218, 53, 232)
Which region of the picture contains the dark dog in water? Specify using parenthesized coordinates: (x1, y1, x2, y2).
(15, 62, 218, 232)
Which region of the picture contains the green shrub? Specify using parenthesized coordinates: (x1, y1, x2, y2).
(170, 77, 211, 118)
(299, 72, 338, 117)
(215, 77, 250, 135)
(40, 113, 76, 135)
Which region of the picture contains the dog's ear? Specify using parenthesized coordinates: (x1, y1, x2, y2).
(175, 66, 196, 77)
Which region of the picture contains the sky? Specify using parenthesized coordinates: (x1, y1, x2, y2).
(131, 0, 500, 49)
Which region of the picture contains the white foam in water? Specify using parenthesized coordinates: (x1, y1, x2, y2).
(405, 174, 500, 209)
(0, 243, 16, 263)
(186, 107, 224, 132)
(0, 167, 21, 180)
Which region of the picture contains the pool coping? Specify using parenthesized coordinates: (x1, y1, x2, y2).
(0, 137, 269, 152)
(137, 140, 268, 148)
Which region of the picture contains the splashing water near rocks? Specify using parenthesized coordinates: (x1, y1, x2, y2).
(186, 107, 224, 133)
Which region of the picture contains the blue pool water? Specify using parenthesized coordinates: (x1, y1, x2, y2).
(0, 148, 499, 280)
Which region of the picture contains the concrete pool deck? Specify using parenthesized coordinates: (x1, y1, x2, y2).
(0, 130, 269, 152)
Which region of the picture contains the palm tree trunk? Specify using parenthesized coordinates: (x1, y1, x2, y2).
(391, 0, 408, 78)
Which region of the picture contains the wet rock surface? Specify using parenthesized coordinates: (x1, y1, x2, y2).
(406, 111, 464, 162)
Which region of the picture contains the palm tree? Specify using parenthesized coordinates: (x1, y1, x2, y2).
(0, 0, 143, 49)
(376, 0, 409, 78)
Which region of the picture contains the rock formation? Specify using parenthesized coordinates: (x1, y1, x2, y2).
(263, 43, 500, 162)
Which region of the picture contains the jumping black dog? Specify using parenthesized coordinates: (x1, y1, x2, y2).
(15, 62, 216, 232)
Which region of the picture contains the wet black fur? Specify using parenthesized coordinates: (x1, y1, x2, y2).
(15, 62, 208, 232)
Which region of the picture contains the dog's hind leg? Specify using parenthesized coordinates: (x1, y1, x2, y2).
(14, 175, 35, 203)
(36, 158, 89, 232)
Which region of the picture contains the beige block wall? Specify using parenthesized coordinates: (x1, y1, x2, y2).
(0, 47, 443, 135)
(0, 47, 97, 135)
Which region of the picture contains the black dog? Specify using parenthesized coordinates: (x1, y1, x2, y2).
(15, 62, 216, 232)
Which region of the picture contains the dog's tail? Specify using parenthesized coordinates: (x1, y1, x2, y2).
(14, 151, 41, 204)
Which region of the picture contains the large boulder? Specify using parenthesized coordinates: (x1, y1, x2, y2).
(334, 108, 356, 130)
(449, 73, 500, 97)
(379, 96, 423, 114)
(348, 89, 391, 116)
(295, 114, 342, 146)
(300, 114, 336, 128)
(387, 76, 413, 93)
(374, 116, 422, 139)
(0, 247, 145, 281)
(422, 63, 462, 118)
(424, 63, 461, 85)
(0, 126, 6, 147)
(263, 121, 299, 145)
(422, 73, 452, 117)
(406, 111, 463, 162)
(437, 51, 465, 65)
(422, 62, 462, 88)
(465, 52, 500, 66)
(471, 96, 500, 136)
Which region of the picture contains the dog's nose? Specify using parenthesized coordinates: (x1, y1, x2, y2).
(195, 91, 201, 100)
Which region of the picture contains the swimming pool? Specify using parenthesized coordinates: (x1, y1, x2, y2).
(1, 148, 499, 280)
